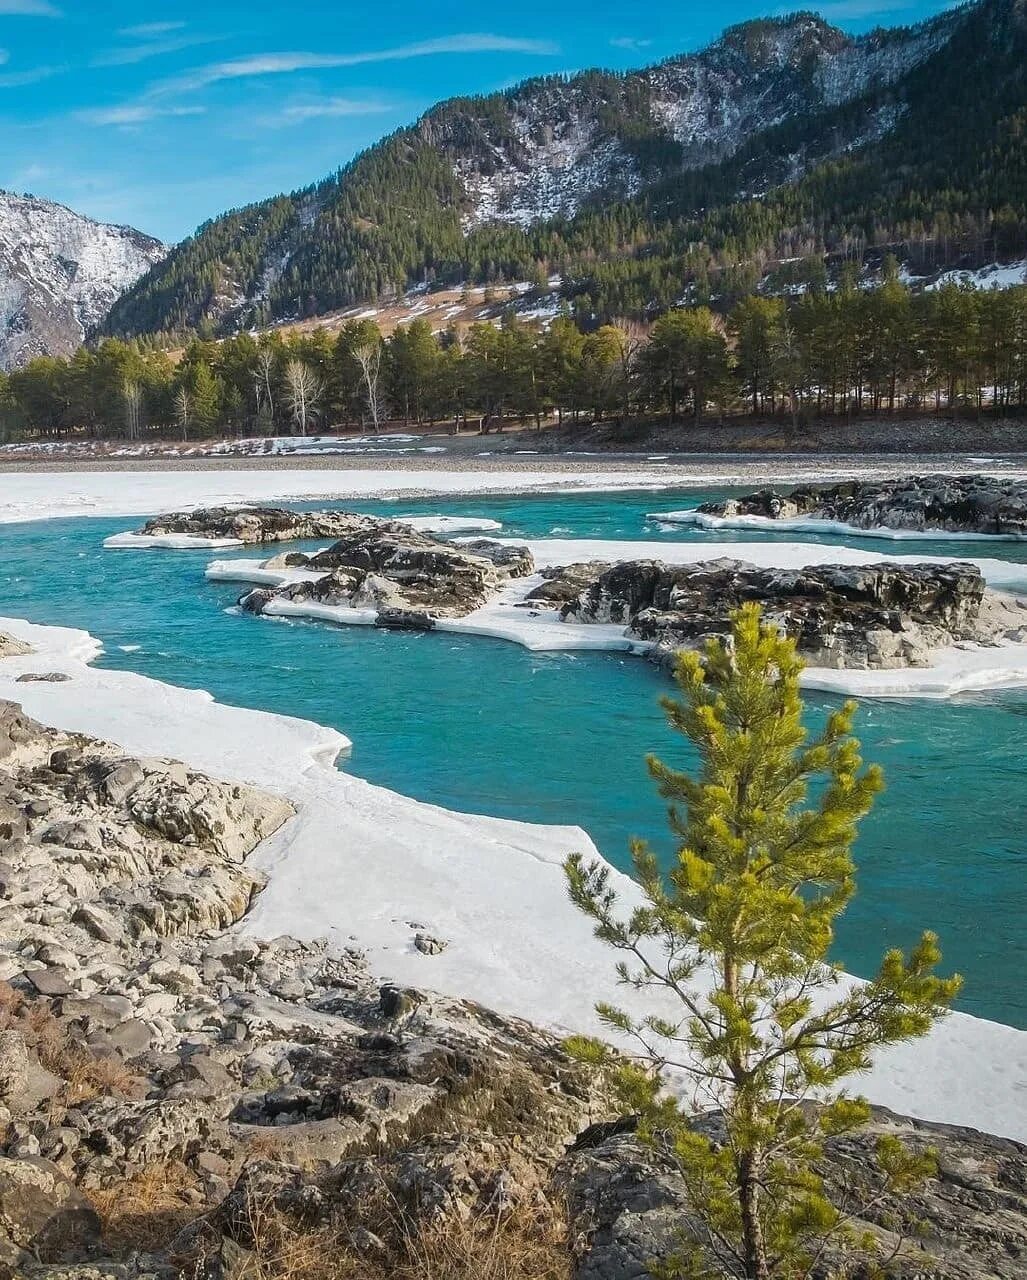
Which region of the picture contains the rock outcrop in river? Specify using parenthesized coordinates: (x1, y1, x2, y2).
(1, 644, 1025, 1278)
(694, 475, 1027, 536)
(137, 506, 385, 544)
(557, 558, 1027, 669)
(243, 527, 534, 627)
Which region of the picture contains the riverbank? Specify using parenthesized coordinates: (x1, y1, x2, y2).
(3, 610, 1026, 1146)
(3, 456, 1027, 527)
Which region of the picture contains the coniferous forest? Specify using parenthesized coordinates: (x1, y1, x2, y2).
(5, 268, 1027, 440)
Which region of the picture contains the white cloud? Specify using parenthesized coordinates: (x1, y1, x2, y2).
(0, 0, 61, 14)
(118, 21, 187, 38)
(77, 103, 206, 127)
(150, 33, 559, 96)
(264, 97, 393, 127)
(94, 33, 222, 68)
(0, 62, 61, 87)
(610, 36, 653, 51)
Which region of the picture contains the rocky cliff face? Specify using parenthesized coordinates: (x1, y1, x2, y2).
(0, 192, 165, 370)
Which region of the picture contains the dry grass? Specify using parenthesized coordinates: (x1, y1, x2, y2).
(0, 979, 142, 1109)
(217, 1191, 573, 1280)
(90, 1161, 205, 1253)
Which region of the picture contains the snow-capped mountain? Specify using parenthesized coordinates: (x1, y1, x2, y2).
(0, 193, 166, 369)
(105, 0, 1027, 340)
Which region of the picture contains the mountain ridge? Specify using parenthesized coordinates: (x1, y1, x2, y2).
(102, 0, 1026, 342)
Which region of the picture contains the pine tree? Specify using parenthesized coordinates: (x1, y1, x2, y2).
(565, 604, 961, 1280)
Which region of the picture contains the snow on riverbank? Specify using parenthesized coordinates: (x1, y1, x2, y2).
(207, 537, 1027, 699)
(4, 464, 1027, 526)
(651, 509, 1027, 541)
(1, 611, 1026, 1141)
(0, 469, 673, 525)
(102, 513, 503, 550)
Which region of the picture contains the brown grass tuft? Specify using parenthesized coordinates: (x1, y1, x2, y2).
(0, 979, 142, 1110)
(90, 1161, 205, 1253)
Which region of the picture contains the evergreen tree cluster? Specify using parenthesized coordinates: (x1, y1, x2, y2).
(7, 272, 1027, 440)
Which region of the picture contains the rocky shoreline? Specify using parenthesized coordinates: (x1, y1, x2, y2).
(692, 475, 1027, 537)
(2, 641, 1025, 1278)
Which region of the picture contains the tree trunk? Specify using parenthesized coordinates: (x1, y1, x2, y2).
(738, 1154, 771, 1280)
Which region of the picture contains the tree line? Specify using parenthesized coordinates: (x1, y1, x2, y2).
(4, 271, 1027, 440)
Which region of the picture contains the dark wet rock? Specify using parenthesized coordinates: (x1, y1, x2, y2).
(563, 558, 1026, 669)
(137, 506, 380, 545)
(524, 562, 612, 606)
(246, 527, 535, 624)
(698, 475, 1027, 537)
(457, 539, 535, 578)
(16, 673, 71, 684)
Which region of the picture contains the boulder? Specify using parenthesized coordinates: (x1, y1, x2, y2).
(0, 635, 32, 660)
(0, 1157, 102, 1266)
(0, 1031, 63, 1115)
(697, 475, 1027, 537)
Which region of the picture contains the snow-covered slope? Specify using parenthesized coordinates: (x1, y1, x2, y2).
(0, 192, 166, 369)
(428, 11, 959, 232)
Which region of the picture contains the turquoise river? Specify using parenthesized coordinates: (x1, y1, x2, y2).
(2, 487, 1025, 1027)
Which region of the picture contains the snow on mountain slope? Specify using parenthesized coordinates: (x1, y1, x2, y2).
(440, 11, 960, 231)
(0, 192, 166, 369)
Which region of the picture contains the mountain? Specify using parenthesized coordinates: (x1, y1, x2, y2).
(104, 0, 1027, 341)
(0, 193, 166, 369)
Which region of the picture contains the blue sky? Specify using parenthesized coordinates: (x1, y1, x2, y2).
(1, 0, 962, 244)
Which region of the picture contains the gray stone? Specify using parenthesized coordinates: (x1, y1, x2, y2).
(0, 1156, 102, 1262)
(0, 1031, 63, 1115)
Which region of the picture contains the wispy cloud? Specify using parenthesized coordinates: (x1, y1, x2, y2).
(151, 34, 559, 97)
(610, 36, 653, 51)
(0, 62, 62, 87)
(94, 33, 223, 68)
(118, 21, 186, 38)
(77, 103, 206, 127)
(263, 97, 393, 127)
(0, 0, 61, 15)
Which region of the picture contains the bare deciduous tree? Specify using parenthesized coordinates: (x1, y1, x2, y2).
(353, 340, 386, 434)
(282, 359, 322, 437)
(255, 348, 277, 428)
(123, 381, 143, 441)
(173, 387, 192, 442)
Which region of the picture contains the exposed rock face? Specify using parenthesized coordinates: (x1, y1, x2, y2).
(560, 1111, 1027, 1279)
(246, 528, 534, 626)
(0, 698, 607, 1276)
(137, 507, 381, 545)
(562, 558, 1027, 669)
(0, 192, 166, 371)
(698, 475, 1027, 537)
